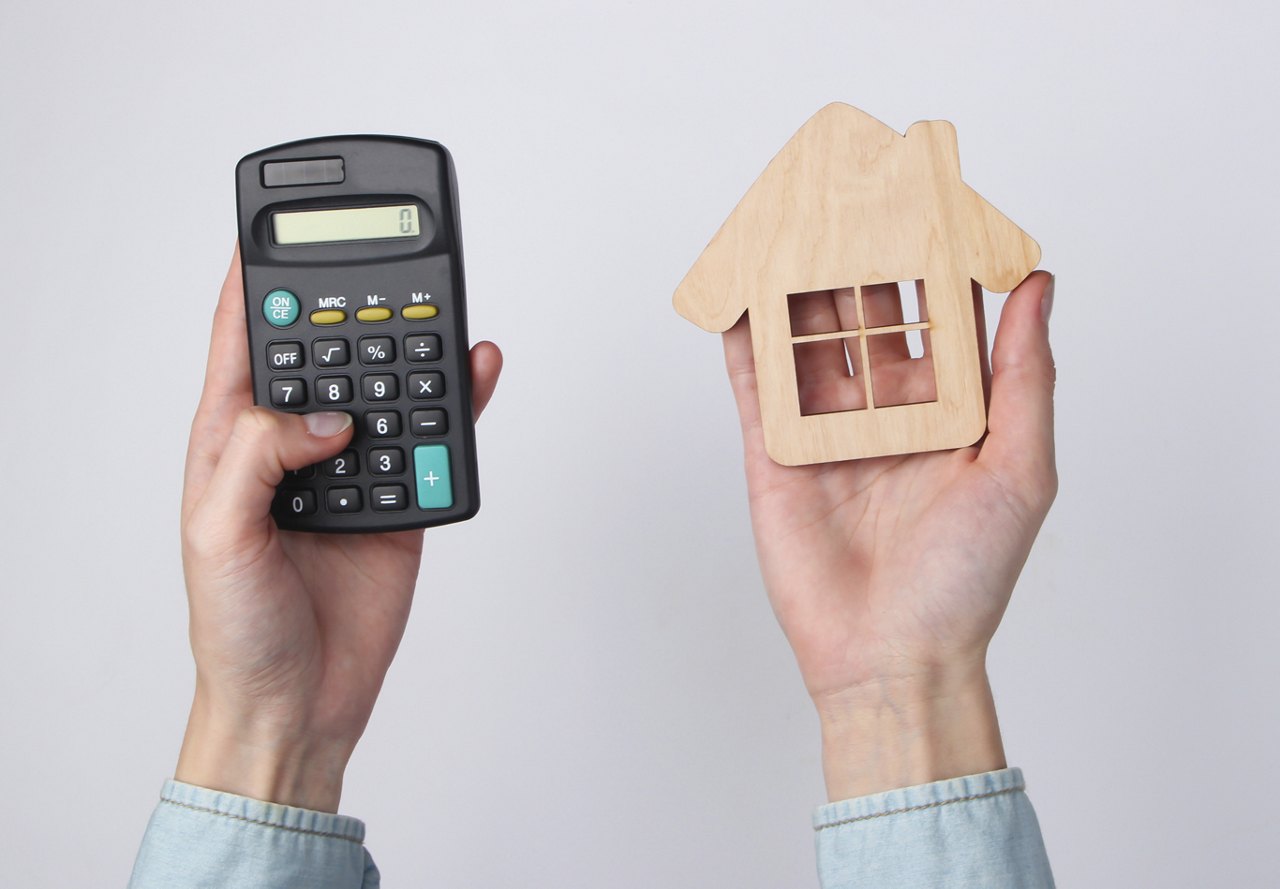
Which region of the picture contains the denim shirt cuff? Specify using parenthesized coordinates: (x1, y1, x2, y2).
(813, 767, 1027, 831)
(158, 779, 367, 844)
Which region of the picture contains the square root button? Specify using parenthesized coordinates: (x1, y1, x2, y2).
(413, 444, 454, 510)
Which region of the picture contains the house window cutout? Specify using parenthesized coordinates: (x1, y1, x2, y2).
(789, 280, 938, 416)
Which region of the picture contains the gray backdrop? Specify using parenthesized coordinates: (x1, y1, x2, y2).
(2, 1, 1277, 886)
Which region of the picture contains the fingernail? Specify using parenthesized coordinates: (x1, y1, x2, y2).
(1041, 275, 1055, 324)
(303, 412, 353, 437)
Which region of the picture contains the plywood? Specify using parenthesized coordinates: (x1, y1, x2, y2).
(673, 103, 1040, 465)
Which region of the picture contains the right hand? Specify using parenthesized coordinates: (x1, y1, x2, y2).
(174, 247, 503, 812)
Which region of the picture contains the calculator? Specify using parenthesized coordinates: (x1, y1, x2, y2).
(235, 135, 479, 533)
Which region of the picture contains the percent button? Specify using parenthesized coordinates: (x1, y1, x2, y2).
(358, 336, 395, 365)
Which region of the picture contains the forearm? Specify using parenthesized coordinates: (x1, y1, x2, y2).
(175, 688, 356, 813)
(814, 664, 1005, 801)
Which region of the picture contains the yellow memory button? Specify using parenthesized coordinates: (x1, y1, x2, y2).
(402, 304, 439, 320)
(310, 309, 347, 325)
(356, 306, 393, 323)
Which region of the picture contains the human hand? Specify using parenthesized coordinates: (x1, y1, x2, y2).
(722, 272, 1056, 800)
(174, 247, 502, 812)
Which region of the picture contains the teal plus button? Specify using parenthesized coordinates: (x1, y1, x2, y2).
(413, 444, 454, 509)
(263, 289, 300, 327)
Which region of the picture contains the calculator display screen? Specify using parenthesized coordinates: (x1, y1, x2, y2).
(271, 204, 421, 245)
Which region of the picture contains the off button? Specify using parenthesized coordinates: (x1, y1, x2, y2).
(263, 289, 300, 328)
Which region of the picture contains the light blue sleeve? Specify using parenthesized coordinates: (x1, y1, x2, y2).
(813, 767, 1054, 889)
(128, 780, 379, 889)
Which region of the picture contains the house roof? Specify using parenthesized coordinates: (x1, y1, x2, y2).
(673, 103, 1040, 332)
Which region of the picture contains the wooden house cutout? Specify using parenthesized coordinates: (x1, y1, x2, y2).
(674, 103, 1040, 464)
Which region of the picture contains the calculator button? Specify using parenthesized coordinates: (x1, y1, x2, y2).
(411, 409, 448, 436)
(276, 489, 317, 515)
(313, 338, 350, 367)
(270, 378, 307, 407)
(402, 304, 439, 320)
(311, 309, 347, 325)
(369, 447, 405, 475)
(359, 336, 396, 365)
(362, 373, 399, 402)
(285, 465, 316, 480)
(413, 444, 454, 509)
(263, 290, 300, 328)
(268, 341, 304, 370)
(327, 487, 362, 513)
(315, 376, 353, 404)
(407, 371, 445, 400)
(323, 450, 359, 478)
(405, 334, 441, 362)
(356, 306, 393, 323)
(366, 410, 402, 438)
(371, 485, 409, 511)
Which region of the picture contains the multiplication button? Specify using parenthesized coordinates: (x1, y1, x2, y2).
(408, 371, 444, 400)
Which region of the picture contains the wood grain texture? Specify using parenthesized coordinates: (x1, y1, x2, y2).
(674, 103, 1040, 465)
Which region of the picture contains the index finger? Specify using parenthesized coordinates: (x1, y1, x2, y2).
(183, 245, 253, 509)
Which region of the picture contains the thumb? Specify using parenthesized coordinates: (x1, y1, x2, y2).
(196, 407, 354, 534)
(979, 272, 1057, 507)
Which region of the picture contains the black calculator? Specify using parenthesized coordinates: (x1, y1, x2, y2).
(235, 135, 479, 533)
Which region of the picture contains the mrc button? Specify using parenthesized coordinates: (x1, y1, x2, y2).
(263, 289, 300, 327)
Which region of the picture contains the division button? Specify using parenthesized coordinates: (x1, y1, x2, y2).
(310, 309, 347, 326)
(371, 484, 409, 511)
(405, 334, 441, 362)
(313, 338, 350, 367)
(356, 306, 394, 323)
(408, 371, 445, 400)
(268, 341, 304, 370)
(411, 409, 448, 436)
(270, 378, 307, 407)
(402, 304, 439, 320)
(413, 444, 454, 510)
(327, 487, 362, 513)
(263, 289, 300, 328)
(359, 336, 396, 365)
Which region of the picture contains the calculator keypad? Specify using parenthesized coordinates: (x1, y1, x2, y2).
(269, 326, 458, 525)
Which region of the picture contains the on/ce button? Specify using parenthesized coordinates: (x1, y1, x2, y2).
(263, 289, 300, 327)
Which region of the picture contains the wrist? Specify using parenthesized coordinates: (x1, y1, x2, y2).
(813, 662, 1006, 802)
(174, 691, 354, 813)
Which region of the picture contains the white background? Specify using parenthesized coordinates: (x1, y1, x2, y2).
(2, 1, 1277, 886)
